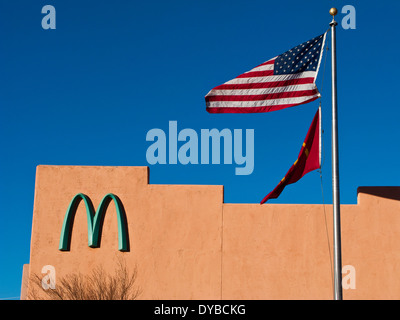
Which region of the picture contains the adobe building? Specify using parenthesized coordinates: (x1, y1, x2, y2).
(21, 165, 400, 299)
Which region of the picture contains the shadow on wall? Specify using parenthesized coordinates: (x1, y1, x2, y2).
(358, 187, 400, 202)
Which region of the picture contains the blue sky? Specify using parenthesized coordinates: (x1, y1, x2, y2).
(0, 0, 399, 299)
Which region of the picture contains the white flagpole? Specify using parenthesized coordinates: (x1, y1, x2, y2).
(329, 8, 343, 301)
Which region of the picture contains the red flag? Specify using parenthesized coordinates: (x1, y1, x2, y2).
(261, 108, 321, 204)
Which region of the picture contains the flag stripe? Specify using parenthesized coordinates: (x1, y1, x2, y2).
(207, 96, 319, 114)
(255, 59, 275, 67)
(260, 59, 275, 65)
(224, 71, 316, 85)
(245, 64, 274, 73)
(236, 70, 274, 78)
(211, 77, 315, 90)
(206, 94, 320, 108)
(206, 89, 318, 102)
(207, 83, 317, 96)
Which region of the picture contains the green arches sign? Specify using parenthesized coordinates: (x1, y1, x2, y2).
(59, 193, 129, 251)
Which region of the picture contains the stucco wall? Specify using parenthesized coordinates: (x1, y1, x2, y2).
(22, 165, 400, 299)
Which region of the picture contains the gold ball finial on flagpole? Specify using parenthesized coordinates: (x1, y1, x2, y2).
(329, 8, 338, 26)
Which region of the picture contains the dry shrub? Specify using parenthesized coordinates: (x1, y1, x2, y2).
(28, 257, 141, 300)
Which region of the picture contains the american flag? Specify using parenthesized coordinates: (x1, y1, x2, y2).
(205, 33, 327, 114)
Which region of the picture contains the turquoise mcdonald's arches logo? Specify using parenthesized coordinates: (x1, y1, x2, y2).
(59, 193, 129, 251)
